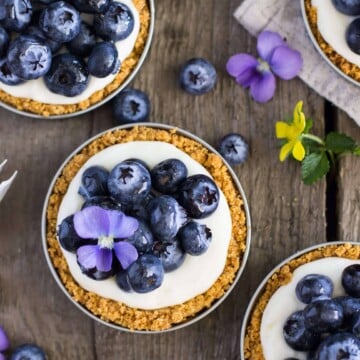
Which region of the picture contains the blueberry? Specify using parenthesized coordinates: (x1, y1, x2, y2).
(179, 58, 217, 95)
(152, 239, 186, 272)
(26, 26, 62, 53)
(283, 311, 320, 351)
(10, 344, 46, 360)
(122, 192, 154, 220)
(346, 18, 360, 55)
(295, 274, 334, 304)
(125, 219, 154, 254)
(127, 254, 164, 293)
(148, 195, 188, 241)
(0, 0, 32, 32)
(57, 215, 96, 252)
(0, 58, 24, 85)
(151, 159, 188, 194)
(113, 88, 151, 125)
(351, 312, 360, 336)
(179, 221, 212, 256)
(73, 0, 110, 13)
(335, 296, 360, 324)
(66, 22, 97, 57)
(315, 332, 360, 360)
(81, 196, 121, 211)
(115, 270, 132, 292)
(78, 166, 109, 199)
(343, 264, 360, 297)
(177, 174, 220, 219)
(218, 133, 249, 165)
(332, 0, 360, 15)
(39, 1, 81, 43)
(108, 159, 151, 205)
(0, 27, 9, 58)
(7, 36, 52, 80)
(303, 299, 344, 333)
(88, 41, 120, 78)
(94, 2, 134, 41)
(44, 53, 89, 97)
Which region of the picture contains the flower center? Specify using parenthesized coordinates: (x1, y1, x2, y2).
(256, 58, 270, 73)
(98, 235, 114, 249)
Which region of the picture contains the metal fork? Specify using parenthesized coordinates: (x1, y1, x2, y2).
(0, 159, 17, 203)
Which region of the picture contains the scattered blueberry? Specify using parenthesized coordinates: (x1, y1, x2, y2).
(315, 332, 360, 360)
(151, 159, 188, 194)
(0, 58, 24, 85)
(88, 41, 120, 78)
(73, 0, 110, 13)
(218, 133, 249, 165)
(0, 0, 32, 32)
(81, 196, 121, 211)
(0, 27, 9, 57)
(113, 88, 151, 125)
(295, 274, 334, 304)
(346, 18, 360, 55)
(94, 2, 134, 41)
(78, 166, 109, 199)
(125, 219, 154, 254)
(44, 53, 89, 96)
(153, 239, 186, 272)
(108, 159, 152, 205)
(115, 270, 132, 292)
(179, 58, 217, 95)
(127, 254, 164, 293)
(7, 36, 52, 80)
(179, 221, 212, 256)
(283, 311, 320, 351)
(39, 1, 81, 43)
(342, 264, 360, 297)
(303, 299, 344, 333)
(177, 174, 220, 219)
(148, 195, 188, 241)
(332, 0, 360, 15)
(66, 22, 97, 57)
(58, 215, 96, 252)
(10, 343, 46, 360)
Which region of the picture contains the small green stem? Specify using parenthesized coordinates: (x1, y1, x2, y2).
(301, 133, 325, 145)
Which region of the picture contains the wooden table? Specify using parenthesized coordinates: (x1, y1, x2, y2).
(0, 1, 359, 359)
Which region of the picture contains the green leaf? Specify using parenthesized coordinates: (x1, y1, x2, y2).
(354, 146, 360, 156)
(303, 118, 313, 134)
(301, 152, 330, 185)
(325, 132, 356, 154)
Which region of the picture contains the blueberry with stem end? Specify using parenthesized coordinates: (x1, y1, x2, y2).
(178, 221, 212, 256)
(10, 344, 46, 360)
(0, 0, 32, 32)
(152, 239, 186, 272)
(218, 133, 249, 165)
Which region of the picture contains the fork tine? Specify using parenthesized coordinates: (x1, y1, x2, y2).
(0, 170, 17, 202)
(0, 159, 8, 174)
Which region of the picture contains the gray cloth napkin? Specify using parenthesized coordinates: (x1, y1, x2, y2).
(234, 0, 360, 127)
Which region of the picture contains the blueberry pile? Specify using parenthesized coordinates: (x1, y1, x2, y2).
(332, 0, 360, 55)
(0, 0, 134, 96)
(58, 157, 220, 293)
(282, 264, 360, 359)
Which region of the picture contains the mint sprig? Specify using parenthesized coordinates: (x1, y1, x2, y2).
(301, 152, 330, 185)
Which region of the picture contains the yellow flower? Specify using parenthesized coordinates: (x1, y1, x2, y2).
(276, 101, 306, 162)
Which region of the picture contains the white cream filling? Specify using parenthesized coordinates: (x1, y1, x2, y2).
(312, 0, 360, 67)
(57, 141, 232, 310)
(260, 257, 360, 359)
(0, 0, 140, 105)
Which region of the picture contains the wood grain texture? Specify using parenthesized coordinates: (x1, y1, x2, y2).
(0, 0, 358, 359)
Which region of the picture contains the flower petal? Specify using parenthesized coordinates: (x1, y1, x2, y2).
(113, 241, 138, 270)
(96, 248, 113, 272)
(257, 31, 285, 62)
(107, 211, 138, 239)
(77, 245, 99, 270)
(276, 122, 292, 139)
(269, 45, 303, 80)
(0, 326, 9, 352)
(292, 140, 306, 161)
(236, 67, 260, 88)
(0, 353, 6, 360)
(293, 101, 306, 131)
(226, 54, 258, 78)
(73, 206, 109, 239)
(250, 71, 276, 103)
(279, 141, 294, 162)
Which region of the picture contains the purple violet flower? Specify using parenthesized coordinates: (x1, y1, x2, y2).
(226, 31, 303, 103)
(0, 325, 9, 353)
(74, 206, 139, 272)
